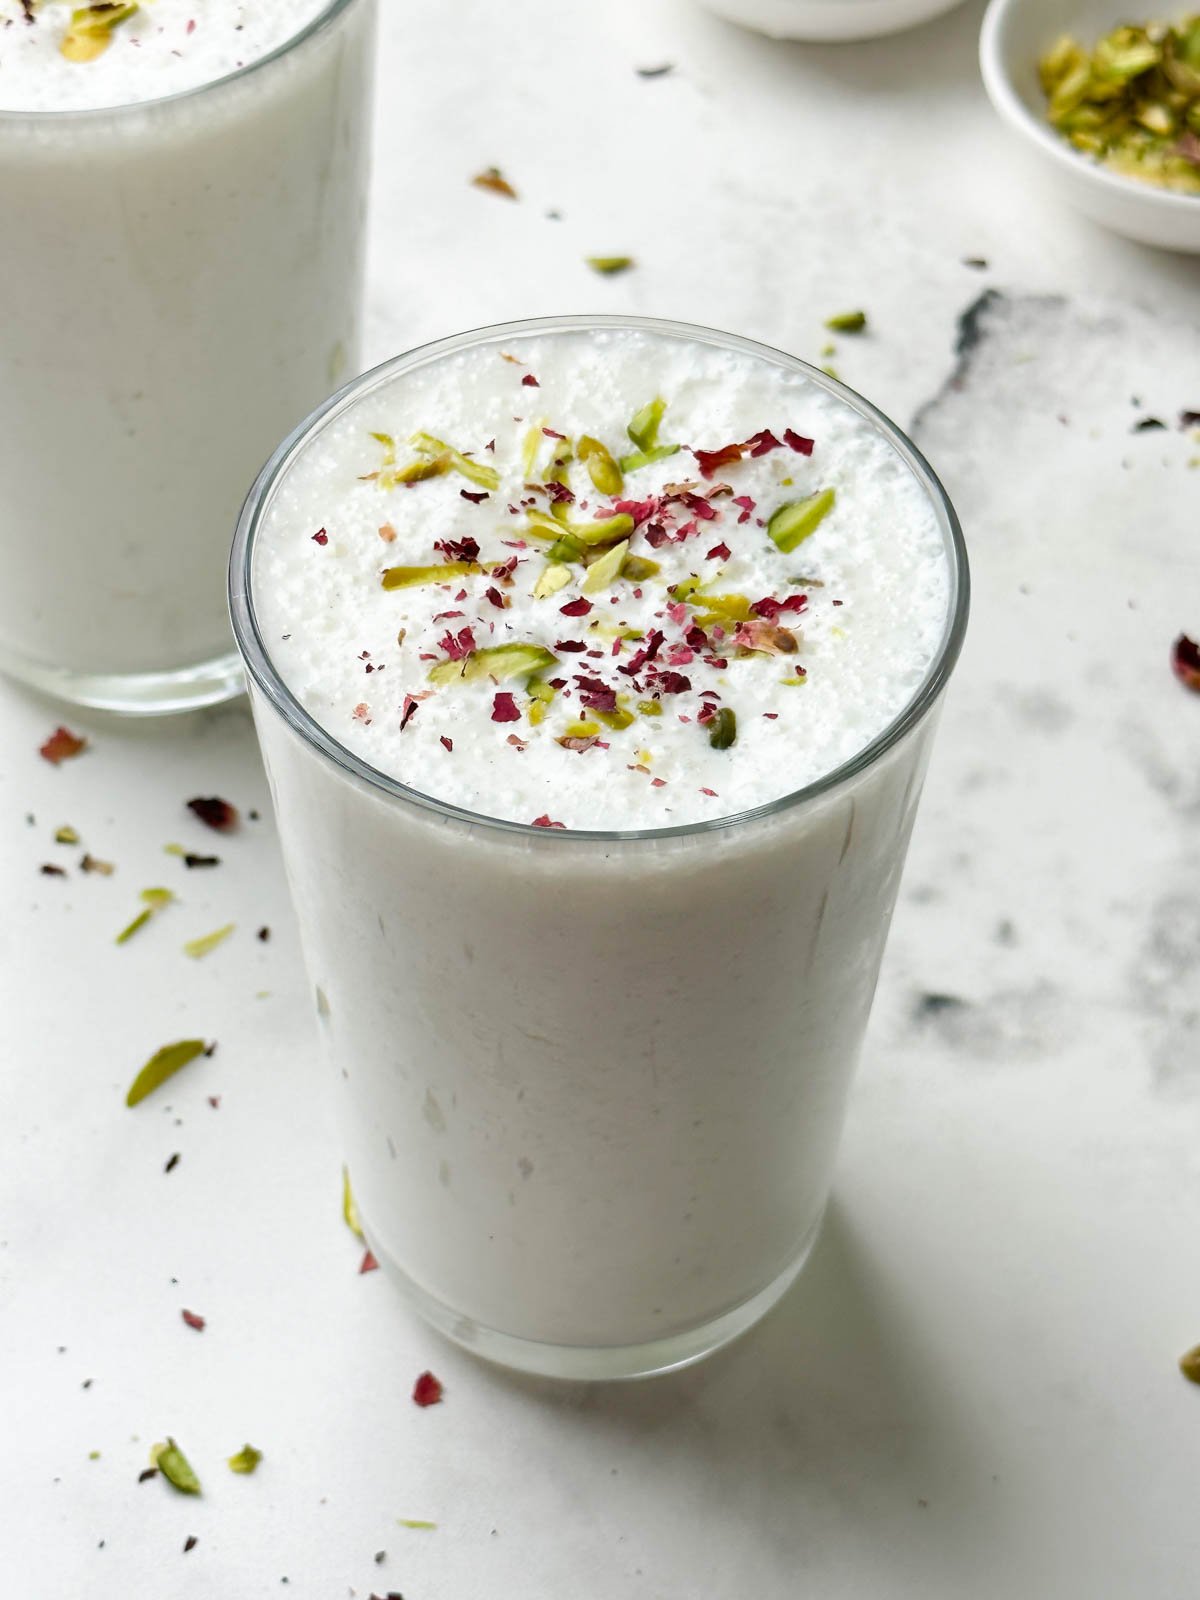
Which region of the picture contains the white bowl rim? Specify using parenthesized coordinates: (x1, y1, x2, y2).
(979, 0, 1200, 216)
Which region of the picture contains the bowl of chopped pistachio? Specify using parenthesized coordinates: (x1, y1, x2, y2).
(981, 0, 1200, 250)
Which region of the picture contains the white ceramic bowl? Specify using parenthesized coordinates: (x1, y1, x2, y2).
(698, 0, 968, 43)
(980, 0, 1200, 252)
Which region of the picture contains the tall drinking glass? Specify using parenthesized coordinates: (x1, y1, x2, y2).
(231, 317, 969, 1380)
(0, 0, 376, 713)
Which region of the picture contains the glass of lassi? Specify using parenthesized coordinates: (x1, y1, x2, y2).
(231, 316, 969, 1380)
(0, 0, 376, 713)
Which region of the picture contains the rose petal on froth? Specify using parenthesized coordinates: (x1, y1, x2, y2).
(491, 693, 521, 723)
(412, 1370, 444, 1407)
(1172, 634, 1200, 692)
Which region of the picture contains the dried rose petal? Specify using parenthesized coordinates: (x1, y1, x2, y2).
(1172, 634, 1200, 692)
(692, 444, 742, 478)
(440, 735, 454, 752)
(491, 693, 520, 723)
(707, 541, 731, 561)
(312, 528, 329, 546)
(400, 695, 420, 733)
(743, 429, 782, 457)
(187, 797, 239, 832)
(531, 815, 566, 829)
(783, 429, 815, 456)
(40, 726, 88, 765)
(181, 1309, 206, 1332)
(359, 1250, 379, 1274)
(521, 374, 539, 388)
(412, 1371, 444, 1407)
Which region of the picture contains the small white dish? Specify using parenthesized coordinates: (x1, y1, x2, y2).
(697, 0, 968, 43)
(980, 0, 1200, 253)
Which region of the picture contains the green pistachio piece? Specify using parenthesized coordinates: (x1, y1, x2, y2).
(54, 825, 80, 845)
(767, 488, 836, 553)
(342, 1166, 364, 1239)
(547, 532, 587, 564)
(61, 3, 138, 62)
(670, 575, 703, 602)
(228, 1444, 263, 1475)
(621, 554, 661, 581)
(581, 539, 630, 595)
(586, 256, 635, 274)
(151, 1438, 201, 1495)
(183, 924, 235, 960)
(691, 591, 753, 623)
(824, 311, 867, 333)
(527, 680, 557, 705)
(126, 1040, 208, 1107)
(381, 561, 478, 590)
(627, 397, 667, 451)
(428, 643, 558, 686)
(525, 509, 633, 546)
(707, 707, 737, 750)
(592, 706, 636, 731)
(578, 435, 625, 496)
(533, 563, 572, 599)
(562, 720, 601, 739)
(1180, 1344, 1200, 1384)
(618, 443, 680, 473)
(521, 424, 544, 480)
(115, 886, 174, 945)
(410, 432, 499, 490)
(638, 700, 663, 717)
(398, 1519, 438, 1531)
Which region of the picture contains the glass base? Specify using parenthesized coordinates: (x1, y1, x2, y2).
(0, 639, 245, 716)
(367, 1211, 824, 1381)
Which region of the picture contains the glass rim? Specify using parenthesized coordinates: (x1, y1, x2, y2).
(230, 313, 970, 845)
(0, 0, 360, 124)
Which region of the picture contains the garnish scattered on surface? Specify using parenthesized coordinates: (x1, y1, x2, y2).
(471, 166, 518, 199)
(115, 886, 174, 946)
(397, 1518, 438, 1530)
(181, 1309, 205, 1331)
(54, 825, 80, 845)
(60, 3, 139, 63)
(342, 1167, 364, 1240)
(228, 1444, 263, 1475)
(636, 62, 674, 77)
(824, 310, 868, 333)
(1172, 633, 1200, 690)
(39, 726, 87, 764)
(80, 853, 115, 875)
(151, 1438, 201, 1496)
(183, 923, 235, 960)
(187, 796, 239, 831)
(412, 1371, 444, 1407)
(359, 1249, 379, 1274)
(586, 256, 635, 275)
(1039, 17, 1200, 194)
(126, 1040, 208, 1107)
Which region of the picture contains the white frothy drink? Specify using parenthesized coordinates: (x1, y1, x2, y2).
(0, 0, 375, 709)
(238, 321, 966, 1377)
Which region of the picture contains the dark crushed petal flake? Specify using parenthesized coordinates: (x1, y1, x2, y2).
(187, 797, 238, 832)
(39, 726, 88, 764)
(1172, 634, 1200, 691)
(181, 1309, 205, 1331)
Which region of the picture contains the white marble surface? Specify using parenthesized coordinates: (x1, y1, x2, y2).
(3, 1, 1200, 1593)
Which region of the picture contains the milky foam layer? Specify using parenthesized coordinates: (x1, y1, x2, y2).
(252, 327, 952, 830)
(0, 0, 334, 112)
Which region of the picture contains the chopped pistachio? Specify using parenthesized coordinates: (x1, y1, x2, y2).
(525, 508, 634, 546)
(115, 886, 174, 945)
(428, 643, 558, 686)
(547, 531, 587, 564)
(532, 563, 572, 599)
(824, 311, 867, 334)
(397, 1519, 438, 1531)
(228, 1444, 263, 1475)
(586, 256, 635, 275)
(781, 674, 809, 686)
(410, 432, 500, 490)
(581, 539, 630, 595)
(1039, 17, 1200, 194)
(563, 720, 601, 739)
(707, 707, 737, 749)
(578, 435, 624, 496)
(61, 3, 138, 63)
(627, 397, 667, 451)
(528, 700, 547, 727)
(183, 923, 235, 960)
(342, 1166, 364, 1240)
(1180, 1344, 1200, 1384)
(619, 443, 681, 473)
(126, 1040, 208, 1107)
(691, 592, 753, 624)
(638, 701, 663, 717)
(621, 554, 661, 581)
(592, 706, 636, 731)
(54, 825, 80, 846)
(767, 488, 836, 553)
(151, 1438, 201, 1496)
(521, 423, 545, 480)
(381, 561, 478, 591)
